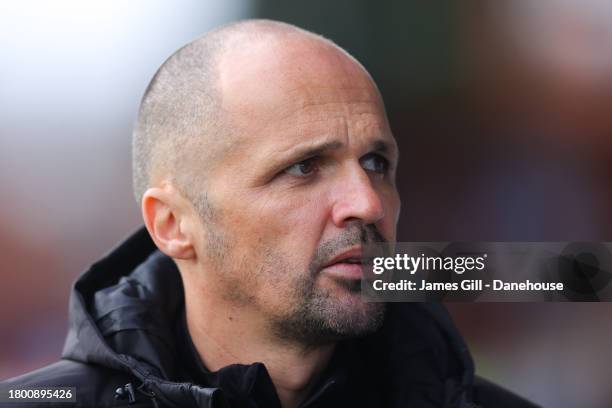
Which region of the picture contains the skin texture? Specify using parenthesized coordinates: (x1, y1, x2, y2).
(141, 22, 400, 408)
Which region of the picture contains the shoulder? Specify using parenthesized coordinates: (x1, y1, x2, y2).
(472, 376, 541, 408)
(0, 359, 149, 408)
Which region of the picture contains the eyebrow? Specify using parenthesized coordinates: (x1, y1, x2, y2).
(278, 138, 398, 168)
(283, 140, 344, 164)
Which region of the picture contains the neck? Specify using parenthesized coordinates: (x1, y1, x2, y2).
(183, 281, 335, 408)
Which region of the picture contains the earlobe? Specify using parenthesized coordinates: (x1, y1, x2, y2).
(141, 186, 195, 260)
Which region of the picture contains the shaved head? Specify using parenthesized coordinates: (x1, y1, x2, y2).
(138, 18, 399, 354)
(132, 19, 373, 218)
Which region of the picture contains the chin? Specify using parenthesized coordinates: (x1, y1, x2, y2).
(272, 283, 385, 345)
(328, 295, 386, 336)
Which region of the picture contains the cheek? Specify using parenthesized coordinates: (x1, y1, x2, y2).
(267, 193, 330, 261)
(380, 187, 401, 241)
(230, 193, 331, 308)
(221, 187, 331, 265)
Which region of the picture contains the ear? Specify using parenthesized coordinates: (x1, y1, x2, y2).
(141, 184, 196, 260)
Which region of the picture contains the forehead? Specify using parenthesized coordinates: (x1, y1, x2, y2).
(219, 35, 374, 95)
(217, 36, 392, 151)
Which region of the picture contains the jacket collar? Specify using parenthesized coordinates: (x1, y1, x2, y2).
(62, 226, 477, 407)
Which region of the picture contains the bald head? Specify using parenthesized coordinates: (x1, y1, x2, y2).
(136, 20, 398, 353)
(132, 20, 380, 216)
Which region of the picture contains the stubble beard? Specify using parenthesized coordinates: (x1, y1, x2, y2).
(200, 200, 388, 347)
(270, 223, 387, 347)
(271, 277, 386, 347)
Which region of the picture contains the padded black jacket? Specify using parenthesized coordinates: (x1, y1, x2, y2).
(1, 227, 539, 408)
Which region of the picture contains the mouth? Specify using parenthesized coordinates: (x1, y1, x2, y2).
(320, 247, 365, 281)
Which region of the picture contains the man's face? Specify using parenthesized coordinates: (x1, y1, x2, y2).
(192, 39, 400, 344)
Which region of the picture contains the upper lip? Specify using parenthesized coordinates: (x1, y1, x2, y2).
(323, 247, 364, 268)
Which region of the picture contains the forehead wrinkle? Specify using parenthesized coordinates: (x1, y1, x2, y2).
(266, 115, 387, 151)
(238, 108, 391, 159)
(216, 114, 346, 170)
(255, 118, 393, 165)
(264, 98, 386, 138)
(285, 85, 381, 112)
(284, 84, 378, 101)
(220, 101, 381, 164)
(259, 124, 347, 159)
(225, 93, 391, 161)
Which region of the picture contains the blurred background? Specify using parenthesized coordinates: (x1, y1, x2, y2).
(2, 1, 612, 406)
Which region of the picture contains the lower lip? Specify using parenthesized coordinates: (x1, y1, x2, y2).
(321, 262, 364, 280)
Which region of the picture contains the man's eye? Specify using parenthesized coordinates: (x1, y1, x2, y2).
(361, 154, 389, 174)
(285, 158, 318, 177)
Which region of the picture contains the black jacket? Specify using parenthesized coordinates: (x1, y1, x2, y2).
(1, 227, 539, 408)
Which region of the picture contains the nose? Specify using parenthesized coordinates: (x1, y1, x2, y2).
(331, 165, 385, 228)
